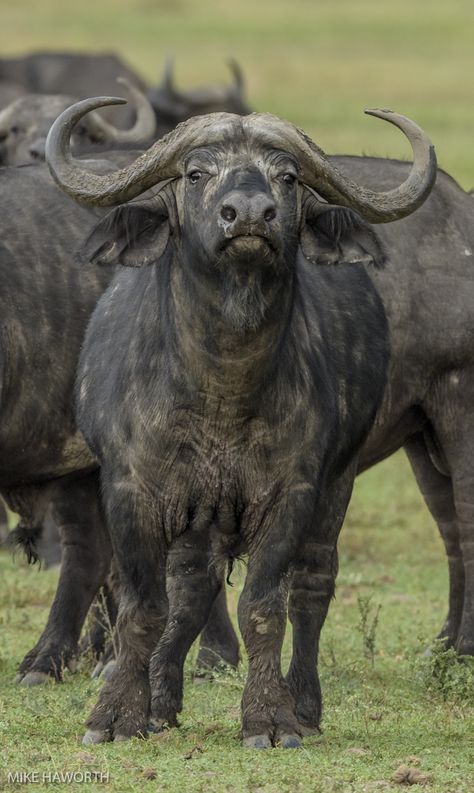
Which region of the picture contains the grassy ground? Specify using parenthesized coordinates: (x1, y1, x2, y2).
(0, 1, 473, 791)
(1, 453, 473, 792)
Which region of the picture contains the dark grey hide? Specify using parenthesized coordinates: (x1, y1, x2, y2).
(68, 123, 391, 746)
(0, 162, 236, 684)
(340, 155, 474, 656)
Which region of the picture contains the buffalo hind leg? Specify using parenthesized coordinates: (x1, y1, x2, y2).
(404, 432, 463, 648)
(149, 531, 222, 730)
(82, 558, 239, 680)
(424, 375, 474, 655)
(16, 473, 112, 685)
(196, 585, 240, 671)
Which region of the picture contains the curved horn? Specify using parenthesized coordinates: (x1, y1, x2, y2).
(254, 109, 436, 223)
(46, 101, 436, 221)
(46, 98, 234, 206)
(83, 78, 156, 144)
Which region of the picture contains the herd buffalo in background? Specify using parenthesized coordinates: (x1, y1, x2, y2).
(0, 50, 473, 748)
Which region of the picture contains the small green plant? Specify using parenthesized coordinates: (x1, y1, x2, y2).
(417, 639, 474, 702)
(356, 594, 381, 666)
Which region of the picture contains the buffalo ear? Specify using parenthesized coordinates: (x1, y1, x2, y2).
(300, 196, 385, 267)
(79, 197, 171, 268)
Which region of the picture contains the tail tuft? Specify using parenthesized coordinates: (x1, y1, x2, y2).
(7, 523, 42, 565)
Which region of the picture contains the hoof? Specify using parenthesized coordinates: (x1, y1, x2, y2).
(242, 734, 272, 749)
(148, 720, 166, 734)
(278, 733, 302, 749)
(113, 733, 133, 743)
(19, 671, 53, 687)
(82, 729, 110, 745)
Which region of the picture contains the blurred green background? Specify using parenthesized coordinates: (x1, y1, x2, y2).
(0, 0, 473, 184)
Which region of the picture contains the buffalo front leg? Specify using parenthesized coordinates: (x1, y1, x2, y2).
(149, 531, 222, 730)
(404, 432, 463, 648)
(16, 473, 112, 685)
(238, 491, 320, 750)
(83, 480, 168, 744)
(285, 467, 355, 733)
(238, 555, 299, 749)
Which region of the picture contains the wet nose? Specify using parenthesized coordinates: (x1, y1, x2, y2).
(220, 191, 277, 230)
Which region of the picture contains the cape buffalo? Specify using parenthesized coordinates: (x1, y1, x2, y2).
(46, 100, 435, 745)
(0, 79, 156, 165)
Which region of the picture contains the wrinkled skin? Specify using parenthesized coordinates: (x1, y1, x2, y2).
(74, 125, 390, 746)
(0, 162, 238, 684)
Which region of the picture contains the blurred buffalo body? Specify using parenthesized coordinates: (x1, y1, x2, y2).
(0, 51, 251, 131)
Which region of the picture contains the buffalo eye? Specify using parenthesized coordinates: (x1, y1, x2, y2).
(187, 170, 203, 184)
(280, 172, 297, 187)
(10, 125, 20, 135)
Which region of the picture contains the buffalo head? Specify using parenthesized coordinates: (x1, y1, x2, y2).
(0, 79, 156, 166)
(148, 59, 250, 135)
(46, 101, 436, 331)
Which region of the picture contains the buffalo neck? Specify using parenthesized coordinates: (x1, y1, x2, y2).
(164, 252, 295, 402)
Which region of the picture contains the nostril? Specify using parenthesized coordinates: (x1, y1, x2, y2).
(221, 205, 237, 223)
(264, 206, 276, 222)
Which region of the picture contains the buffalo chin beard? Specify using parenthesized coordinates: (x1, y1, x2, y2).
(222, 270, 268, 333)
(217, 239, 281, 333)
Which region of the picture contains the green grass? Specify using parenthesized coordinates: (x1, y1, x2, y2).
(1, 454, 473, 792)
(0, 2, 473, 790)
